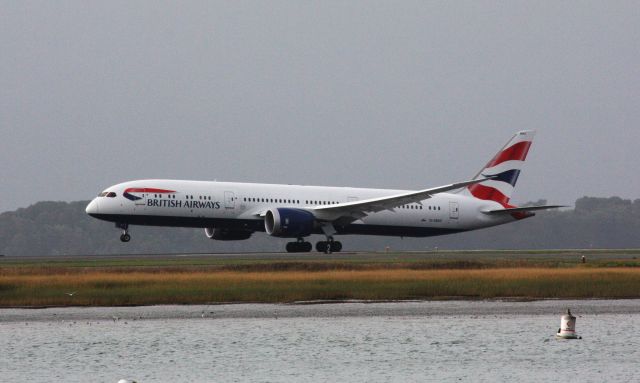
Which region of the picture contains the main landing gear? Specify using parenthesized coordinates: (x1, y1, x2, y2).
(116, 222, 130, 242)
(285, 238, 343, 253)
(285, 238, 313, 253)
(316, 237, 342, 254)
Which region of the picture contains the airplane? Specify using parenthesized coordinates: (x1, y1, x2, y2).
(86, 130, 561, 253)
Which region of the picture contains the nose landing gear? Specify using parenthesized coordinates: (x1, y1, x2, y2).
(116, 223, 131, 242)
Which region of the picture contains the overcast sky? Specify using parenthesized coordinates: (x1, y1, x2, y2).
(1, 1, 639, 213)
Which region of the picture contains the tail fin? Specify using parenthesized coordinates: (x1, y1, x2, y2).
(465, 130, 535, 206)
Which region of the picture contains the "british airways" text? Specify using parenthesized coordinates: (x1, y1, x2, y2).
(146, 199, 221, 209)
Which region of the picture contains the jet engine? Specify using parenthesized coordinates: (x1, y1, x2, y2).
(205, 227, 252, 241)
(264, 208, 316, 237)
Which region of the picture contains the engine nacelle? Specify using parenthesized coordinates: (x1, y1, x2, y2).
(264, 208, 316, 238)
(205, 227, 252, 241)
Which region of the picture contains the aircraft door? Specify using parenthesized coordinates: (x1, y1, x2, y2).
(224, 191, 235, 209)
(130, 191, 147, 214)
(449, 201, 459, 220)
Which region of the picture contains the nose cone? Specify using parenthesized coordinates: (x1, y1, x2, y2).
(85, 198, 100, 216)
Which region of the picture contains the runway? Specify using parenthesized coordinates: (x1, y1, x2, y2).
(2, 248, 639, 264)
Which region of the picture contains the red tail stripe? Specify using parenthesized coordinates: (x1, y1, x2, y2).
(485, 141, 532, 168)
(468, 184, 510, 206)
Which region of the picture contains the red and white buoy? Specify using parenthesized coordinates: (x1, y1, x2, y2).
(555, 309, 581, 339)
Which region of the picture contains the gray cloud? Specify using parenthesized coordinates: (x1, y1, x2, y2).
(1, 1, 639, 212)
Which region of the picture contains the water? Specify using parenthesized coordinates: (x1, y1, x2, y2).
(2, 300, 640, 382)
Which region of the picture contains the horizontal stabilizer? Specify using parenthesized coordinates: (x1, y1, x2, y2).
(482, 205, 566, 215)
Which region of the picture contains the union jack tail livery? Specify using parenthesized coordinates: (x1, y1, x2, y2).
(465, 130, 534, 207)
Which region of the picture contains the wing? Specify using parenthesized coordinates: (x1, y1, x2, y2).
(482, 205, 566, 215)
(311, 178, 491, 222)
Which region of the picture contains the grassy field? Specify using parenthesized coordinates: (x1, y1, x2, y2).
(1, 250, 640, 307)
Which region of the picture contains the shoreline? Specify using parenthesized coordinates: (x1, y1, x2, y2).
(4, 296, 639, 310)
(3, 299, 640, 323)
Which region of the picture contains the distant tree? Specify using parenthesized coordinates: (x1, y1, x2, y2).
(0, 196, 639, 256)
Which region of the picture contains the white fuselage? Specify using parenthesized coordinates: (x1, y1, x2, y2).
(86, 179, 514, 238)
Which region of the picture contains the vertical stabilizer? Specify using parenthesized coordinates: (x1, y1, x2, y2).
(465, 130, 535, 206)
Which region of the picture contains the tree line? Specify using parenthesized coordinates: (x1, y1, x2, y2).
(0, 196, 638, 256)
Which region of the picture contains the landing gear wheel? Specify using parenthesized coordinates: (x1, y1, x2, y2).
(317, 240, 332, 254)
(315, 241, 327, 253)
(286, 241, 312, 253)
(316, 238, 342, 254)
(120, 233, 131, 242)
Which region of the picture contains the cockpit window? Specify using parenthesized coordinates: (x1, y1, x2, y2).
(98, 192, 108, 197)
(106, 192, 117, 198)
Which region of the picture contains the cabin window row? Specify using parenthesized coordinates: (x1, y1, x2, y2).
(242, 198, 341, 205)
(153, 194, 178, 199)
(306, 200, 339, 205)
(397, 205, 441, 210)
(151, 194, 213, 200)
(243, 197, 301, 204)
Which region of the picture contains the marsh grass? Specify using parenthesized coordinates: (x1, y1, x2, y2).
(2, 267, 640, 307)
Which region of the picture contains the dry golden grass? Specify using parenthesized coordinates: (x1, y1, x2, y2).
(2, 267, 640, 306)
